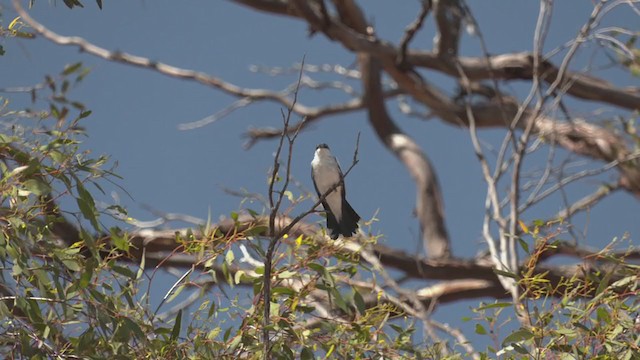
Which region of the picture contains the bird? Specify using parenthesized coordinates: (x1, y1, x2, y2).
(311, 143, 360, 239)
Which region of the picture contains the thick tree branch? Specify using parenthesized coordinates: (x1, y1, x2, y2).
(433, 0, 463, 57)
(112, 214, 640, 293)
(362, 55, 451, 259)
(280, 0, 640, 194)
(408, 51, 640, 111)
(231, 0, 640, 111)
(325, 0, 451, 259)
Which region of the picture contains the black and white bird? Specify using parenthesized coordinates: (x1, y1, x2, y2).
(311, 143, 360, 239)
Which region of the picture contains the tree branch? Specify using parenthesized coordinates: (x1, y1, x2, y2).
(325, 0, 451, 259)
(58, 214, 635, 310)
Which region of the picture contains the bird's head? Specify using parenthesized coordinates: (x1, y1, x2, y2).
(313, 143, 333, 162)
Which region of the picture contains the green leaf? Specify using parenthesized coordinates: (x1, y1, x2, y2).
(272, 287, 296, 296)
(554, 327, 577, 337)
(49, 150, 66, 164)
(228, 334, 242, 350)
(61, 62, 83, 76)
(79, 110, 92, 119)
(277, 270, 297, 279)
(61, 258, 81, 272)
(8, 17, 21, 31)
(61, 80, 70, 94)
(0, 134, 16, 144)
(76, 182, 100, 231)
(22, 178, 51, 196)
(79, 258, 95, 289)
(502, 329, 534, 347)
(136, 250, 145, 280)
(121, 317, 144, 340)
(225, 250, 235, 265)
(596, 307, 611, 323)
(234, 270, 245, 285)
(63, 0, 84, 8)
(246, 225, 268, 236)
(110, 228, 129, 252)
(493, 268, 518, 279)
(300, 347, 314, 360)
(330, 288, 349, 314)
(247, 208, 259, 217)
(595, 271, 612, 296)
(223, 327, 232, 342)
(207, 300, 216, 319)
(476, 302, 512, 311)
(171, 309, 182, 341)
(475, 323, 487, 335)
(533, 219, 545, 227)
(207, 327, 220, 340)
(610, 275, 635, 290)
(353, 289, 366, 314)
(511, 343, 529, 354)
(111, 265, 135, 279)
(50, 104, 60, 119)
(518, 238, 529, 254)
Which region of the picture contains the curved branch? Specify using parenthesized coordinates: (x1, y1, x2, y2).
(408, 51, 640, 111)
(243, 88, 403, 146)
(12, 1, 345, 128)
(362, 56, 451, 259)
(231, 0, 640, 112)
(280, 1, 640, 193)
(109, 215, 640, 301)
(324, 0, 451, 259)
(433, 0, 463, 57)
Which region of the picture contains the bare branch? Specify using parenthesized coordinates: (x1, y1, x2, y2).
(555, 182, 620, 220)
(277, 0, 640, 197)
(363, 55, 451, 259)
(120, 215, 640, 270)
(408, 51, 640, 111)
(243, 88, 403, 147)
(430, 319, 479, 360)
(231, 0, 640, 112)
(433, 0, 463, 57)
(325, 0, 451, 259)
(263, 58, 306, 356)
(397, 0, 431, 66)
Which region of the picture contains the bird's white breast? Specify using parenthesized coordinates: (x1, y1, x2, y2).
(312, 149, 343, 219)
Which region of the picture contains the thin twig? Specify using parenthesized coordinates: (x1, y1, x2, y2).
(263, 55, 307, 358)
(397, 0, 432, 66)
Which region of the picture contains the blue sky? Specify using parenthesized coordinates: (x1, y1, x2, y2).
(3, 0, 638, 350)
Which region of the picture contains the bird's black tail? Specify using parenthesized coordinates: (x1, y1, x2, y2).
(333, 199, 360, 239)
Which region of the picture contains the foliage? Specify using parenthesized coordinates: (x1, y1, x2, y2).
(0, 68, 428, 358)
(0, 14, 35, 56)
(0, 66, 156, 358)
(2, 2, 639, 359)
(1, 70, 638, 358)
(473, 232, 640, 359)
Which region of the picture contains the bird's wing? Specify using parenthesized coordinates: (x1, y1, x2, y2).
(335, 158, 347, 197)
(311, 167, 321, 197)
